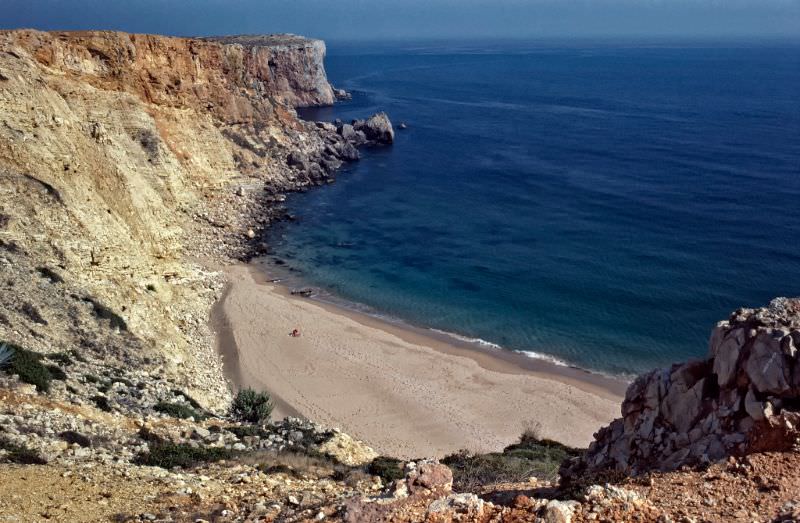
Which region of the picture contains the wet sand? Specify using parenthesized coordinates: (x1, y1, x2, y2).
(213, 263, 624, 459)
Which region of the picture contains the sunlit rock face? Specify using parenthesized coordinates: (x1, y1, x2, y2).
(563, 297, 800, 477)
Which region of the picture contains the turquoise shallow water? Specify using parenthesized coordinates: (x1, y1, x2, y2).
(268, 39, 800, 376)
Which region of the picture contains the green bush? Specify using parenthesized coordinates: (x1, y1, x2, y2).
(134, 442, 233, 469)
(2, 343, 52, 393)
(58, 430, 92, 448)
(154, 401, 207, 421)
(46, 365, 67, 381)
(231, 388, 274, 424)
(46, 352, 73, 366)
(0, 437, 47, 465)
(368, 456, 405, 483)
(442, 431, 582, 491)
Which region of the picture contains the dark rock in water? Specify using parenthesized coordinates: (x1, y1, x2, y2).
(353, 112, 394, 145)
(307, 163, 326, 181)
(319, 155, 343, 173)
(333, 88, 352, 100)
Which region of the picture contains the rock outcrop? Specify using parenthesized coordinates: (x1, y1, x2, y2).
(353, 112, 395, 144)
(564, 298, 800, 477)
(201, 34, 336, 107)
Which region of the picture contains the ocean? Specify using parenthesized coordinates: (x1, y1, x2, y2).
(269, 39, 800, 377)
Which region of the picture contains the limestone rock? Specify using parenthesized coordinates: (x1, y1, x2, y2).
(353, 112, 394, 144)
(563, 298, 800, 478)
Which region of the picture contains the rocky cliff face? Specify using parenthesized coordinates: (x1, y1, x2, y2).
(202, 34, 336, 107)
(564, 298, 800, 477)
(0, 29, 361, 411)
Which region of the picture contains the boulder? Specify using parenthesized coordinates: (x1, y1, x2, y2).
(711, 328, 745, 387)
(406, 461, 453, 494)
(335, 141, 359, 162)
(543, 500, 580, 523)
(338, 123, 357, 141)
(745, 331, 792, 395)
(353, 112, 394, 145)
(286, 151, 308, 169)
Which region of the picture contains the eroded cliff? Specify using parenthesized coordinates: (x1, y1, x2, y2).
(0, 29, 346, 410)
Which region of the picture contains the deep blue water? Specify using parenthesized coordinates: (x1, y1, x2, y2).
(271, 40, 800, 376)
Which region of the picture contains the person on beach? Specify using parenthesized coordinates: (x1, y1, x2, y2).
(290, 328, 300, 338)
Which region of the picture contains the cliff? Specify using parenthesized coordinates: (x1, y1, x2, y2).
(0, 29, 363, 411)
(201, 34, 336, 107)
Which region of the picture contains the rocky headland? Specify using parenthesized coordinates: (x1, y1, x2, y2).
(1, 29, 798, 522)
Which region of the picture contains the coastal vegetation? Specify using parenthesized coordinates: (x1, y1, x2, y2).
(232, 388, 274, 423)
(154, 401, 208, 421)
(134, 441, 234, 469)
(442, 428, 581, 490)
(0, 342, 54, 393)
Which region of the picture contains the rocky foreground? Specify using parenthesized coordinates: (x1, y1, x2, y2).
(1, 29, 799, 522)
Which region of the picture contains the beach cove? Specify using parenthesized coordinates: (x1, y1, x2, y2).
(213, 263, 623, 458)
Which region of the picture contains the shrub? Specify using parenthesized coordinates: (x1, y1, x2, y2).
(368, 456, 405, 483)
(442, 430, 582, 491)
(134, 442, 233, 469)
(0, 437, 47, 465)
(231, 388, 274, 423)
(46, 352, 73, 366)
(36, 267, 64, 284)
(58, 430, 92, 448)
(3, 344, 52, 393)
(45, 365, 67, 381)
(154, 401, 207, 421)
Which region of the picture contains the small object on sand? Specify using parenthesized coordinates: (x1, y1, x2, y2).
(291, 288, 314, 297)
(290, 329, 300, 338)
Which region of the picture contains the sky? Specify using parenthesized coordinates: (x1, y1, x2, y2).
(2, 0, 799, 40)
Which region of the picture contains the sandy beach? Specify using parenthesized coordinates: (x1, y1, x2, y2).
(213, 263, 624, 459)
